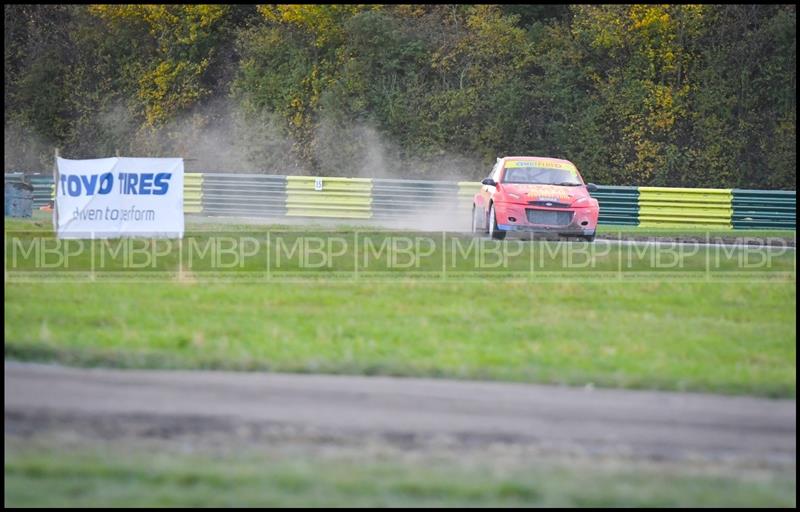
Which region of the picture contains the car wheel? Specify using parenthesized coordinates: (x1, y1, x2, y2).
(582, 234, 596, 242)
(488, 204, 506, 240)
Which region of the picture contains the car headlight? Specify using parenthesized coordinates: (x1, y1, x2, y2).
(573, 197, 596, 207)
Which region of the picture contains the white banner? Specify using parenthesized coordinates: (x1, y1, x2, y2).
(55, 157, 184, 239)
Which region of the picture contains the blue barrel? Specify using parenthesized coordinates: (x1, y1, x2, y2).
(5, 180, 35, 217)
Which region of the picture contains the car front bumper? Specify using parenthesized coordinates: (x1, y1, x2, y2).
(496, 224, 596, 236)
(493, 202, 599, 236)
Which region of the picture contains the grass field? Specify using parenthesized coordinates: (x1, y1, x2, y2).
(3, 280, 796, 397)
(4, 215, 797, 507)
(597, 224, 796, 240)
(4, 216, 796, 397)
(4, 440, 795, 507)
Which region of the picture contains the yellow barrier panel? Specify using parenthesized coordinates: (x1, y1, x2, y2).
(286, 176, 372, 219)
(638, 187, 732, 227)
(184, 173, 204, 213)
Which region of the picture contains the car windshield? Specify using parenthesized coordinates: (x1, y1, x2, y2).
(503, 167, 583, 186)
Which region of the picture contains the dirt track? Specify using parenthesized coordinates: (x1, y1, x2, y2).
(4, 362, 795, 466)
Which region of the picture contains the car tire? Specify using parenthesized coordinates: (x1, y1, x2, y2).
(488, 204, 506, 240)
(582, 234, 596, 242)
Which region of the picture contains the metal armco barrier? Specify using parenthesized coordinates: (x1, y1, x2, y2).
(638, 187, 733, 227)
(732, 189, 796, 229)
(4, 172, 795, 229)
(589, 186, 639, 226)
(372, 178, 460, 219)
(201, 173, 286, 217)
(30, 176, 54, 208)
(286, 176, 371, 219)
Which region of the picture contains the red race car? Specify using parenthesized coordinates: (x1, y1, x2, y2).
(472, 156, 600, 241)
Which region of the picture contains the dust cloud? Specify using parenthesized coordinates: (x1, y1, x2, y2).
(5, 99, 489, 231)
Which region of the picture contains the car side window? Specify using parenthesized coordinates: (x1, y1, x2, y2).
(491, 161, 502, 182)
(483, 163, 497, 186)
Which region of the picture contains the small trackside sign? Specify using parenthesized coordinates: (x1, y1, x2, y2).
(55, 157, 184, 239)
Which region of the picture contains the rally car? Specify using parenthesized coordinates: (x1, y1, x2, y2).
(472, 156, 599, 241)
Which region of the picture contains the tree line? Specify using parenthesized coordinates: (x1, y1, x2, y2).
(4, 5, 796, 188)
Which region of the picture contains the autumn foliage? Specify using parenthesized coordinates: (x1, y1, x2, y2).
(4, 5, 795, 188)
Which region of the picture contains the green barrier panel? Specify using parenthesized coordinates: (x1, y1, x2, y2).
(286, 176, 372, 219)
(29, 176, 55, 208)
(184, 173, 203, 214)
(732, 189, 796, 229)
(590, 186, 639, 226)
(638, 187, 732, 227)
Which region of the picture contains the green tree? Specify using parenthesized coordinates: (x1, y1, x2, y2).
(3, 4, 795, 187)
